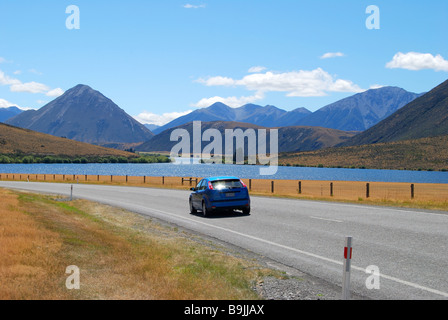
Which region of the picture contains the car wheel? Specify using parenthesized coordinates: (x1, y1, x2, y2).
(202, 201, 209, 217)
(189, 199, 197, 214)
(242, 206, 251, 215)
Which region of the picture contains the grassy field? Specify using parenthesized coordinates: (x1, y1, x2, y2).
(0, 188, 281, 300)
(279, 135, 448, 171)
(0, 123, 173, 164)
(0, 123, 135, 158)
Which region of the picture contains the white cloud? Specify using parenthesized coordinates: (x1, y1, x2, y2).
(320, 52, 345, 59)
(10, 81, 50, 94)
(0, 70, 21, 86)
(46, 88, 65, 97)
(0, 57, 6, 64)
(0, 98, 19, 109)
(248, 66, 267, 73)
(0, 98, 32, 110)
(196, 68, 363, 98)
(134, 110, 193, 126)
(0, 69, 64, 97)
(197, 76, 235, 87)
(192, 91, 265, 109)
(184, 4, 206, 9)
(28, 68, 43, 75)
(386, 52, 448, 72)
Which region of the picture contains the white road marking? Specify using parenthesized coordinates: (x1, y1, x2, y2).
(119, 201, 448, 299)
(310, 216, 343, 223)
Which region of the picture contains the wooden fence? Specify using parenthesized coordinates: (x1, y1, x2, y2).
(0, 173, 447, 202)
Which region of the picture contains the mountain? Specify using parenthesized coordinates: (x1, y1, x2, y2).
(279, 135, 448, 171)
(152, 103, 311, 134)
(0, 106, 23, 123)
(232, 104, 289, 127)
(137, 121, 357, 153)
(152, 87, 420, 134)
(6, 84, 154, 146)
(0, 123, 135, 157)
(144, 123, 161, 132)
(275, 107, 313, 127)
(152, 102, 233, 134)
(340, 79, 448, 146)
(296, 87, 423, 131)
(277, 126, 356, 152)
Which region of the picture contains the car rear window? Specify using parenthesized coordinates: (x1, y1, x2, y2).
(211, 179, 243, 190)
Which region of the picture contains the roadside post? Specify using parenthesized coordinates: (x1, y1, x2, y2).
(342, 236, 353, 300)
(70, 185, 73, 201)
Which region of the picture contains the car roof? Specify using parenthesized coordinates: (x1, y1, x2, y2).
(206, 176, 240, 181)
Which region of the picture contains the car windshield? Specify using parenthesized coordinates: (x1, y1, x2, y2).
(211, 179, 243, 190)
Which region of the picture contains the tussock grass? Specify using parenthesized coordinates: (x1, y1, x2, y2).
(279, 135, 448, 172)
(0, 189, 275, 300)
(0, 123, 133, 158)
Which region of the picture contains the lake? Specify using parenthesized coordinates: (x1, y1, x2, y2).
(0, 162, 447, 184)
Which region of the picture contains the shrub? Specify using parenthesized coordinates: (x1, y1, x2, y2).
(22, 156, 34, 164)
(0, 155, 11, 164)
(43, 156, 53, 164)
(117, 157, 129, 163)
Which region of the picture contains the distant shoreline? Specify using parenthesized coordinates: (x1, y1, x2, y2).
(0, 153, 171, 165)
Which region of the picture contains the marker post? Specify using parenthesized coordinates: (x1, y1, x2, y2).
(342, 236, 353, 300)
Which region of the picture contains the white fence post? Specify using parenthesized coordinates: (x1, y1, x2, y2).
(342, 236, 353, 300)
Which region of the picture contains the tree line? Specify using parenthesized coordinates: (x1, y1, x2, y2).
(0, 154, 171, 164)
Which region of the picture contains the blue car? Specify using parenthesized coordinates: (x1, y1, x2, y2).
(189, 176, 251, 216)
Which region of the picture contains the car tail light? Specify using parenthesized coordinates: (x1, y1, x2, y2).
(208, 181, 214, 190)
(240, 179, 247, 188)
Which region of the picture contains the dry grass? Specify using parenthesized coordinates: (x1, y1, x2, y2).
(0, 123, 134, 157)
(248, 179, 448, 211)
(0, 189, 66, 299)
(279, 135, 448, 171)
(0, 189, 276, 300)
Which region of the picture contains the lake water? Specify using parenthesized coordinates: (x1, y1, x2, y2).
(0, 162, 447, 184)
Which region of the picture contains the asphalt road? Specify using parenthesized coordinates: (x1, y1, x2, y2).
(1, 181, 448, 300)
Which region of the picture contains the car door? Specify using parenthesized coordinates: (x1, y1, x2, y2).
(197, 179, 208, 205)
(193, 179, 205, 207)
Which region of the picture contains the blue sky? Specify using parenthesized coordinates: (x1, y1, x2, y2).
(0, 0, 447, 126)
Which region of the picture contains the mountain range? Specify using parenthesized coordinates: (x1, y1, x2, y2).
(136, 121, 357, 154)
(152, 103, 312, 134)
(279, 79, 448, 170)
(153, 86, 422, 134)
(295, 86, 423, 131)
(6, 84, 154, 146)
(3, 80, 443, 160)
(0, 106, 23, 123)
(341, 78, 448, 147)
